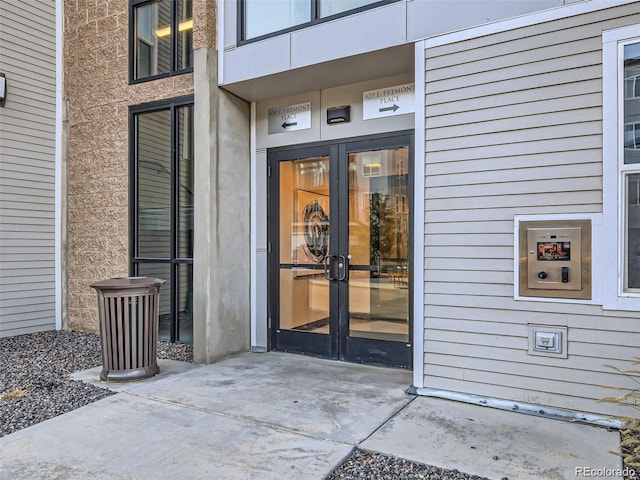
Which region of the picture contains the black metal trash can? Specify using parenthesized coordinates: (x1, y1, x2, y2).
(90, 277, 166, 382)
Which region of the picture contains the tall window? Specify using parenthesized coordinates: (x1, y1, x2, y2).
(131, 98, 194, 342)
(623, 42, 640, 291)
(241, 0, 394, 42)
(603, 25, 640, 310)
(131, 0, 193, 82)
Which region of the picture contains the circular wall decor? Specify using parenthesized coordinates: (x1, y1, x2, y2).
(302, 200, 329, 263)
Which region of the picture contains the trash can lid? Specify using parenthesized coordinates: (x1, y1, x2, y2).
(90, 277, 166, 289)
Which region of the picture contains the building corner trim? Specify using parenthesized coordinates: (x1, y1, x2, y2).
(412, 40, 426, 389)
(55, 0, 64, 331)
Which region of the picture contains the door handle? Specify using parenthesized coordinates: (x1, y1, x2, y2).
(337, 255, 348, 281)
(323, 255, 347, 281)
(323, 255, 337, 281)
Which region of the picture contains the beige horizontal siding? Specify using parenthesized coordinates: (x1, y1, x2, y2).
(425, 204, 600, 225)
(0, 0, 57, 337)
(427, 92, 602, 129)
(426, 291, 607, 315)
(426, 79, 603, 118)
(421, 3, 640, 417)
(428, 163, 602, 189)
(427, 191, 601, 211)
(422, 374, 632, 418)
(426, 65, 601, 107)
(427, 149, 602, 176)
(426, 136, 603, 163)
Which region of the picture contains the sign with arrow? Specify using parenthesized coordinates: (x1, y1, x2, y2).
(362, 83, 415, 120)
(268, 102, 312, 134)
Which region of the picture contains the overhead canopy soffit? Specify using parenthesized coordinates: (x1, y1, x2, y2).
(220, 44, 415, 102)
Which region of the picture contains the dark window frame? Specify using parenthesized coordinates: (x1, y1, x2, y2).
(129, 95, 194, 343)
(238, 0, 399, 45)
(129, 0, 193, 84)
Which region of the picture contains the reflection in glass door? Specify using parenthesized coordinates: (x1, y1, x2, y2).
(269, 132, 412, 368)
(274, 149, 333, 357)
(347, 148, 409, 344)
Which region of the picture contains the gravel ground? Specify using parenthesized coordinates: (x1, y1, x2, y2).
(1, 330, 636, 480)
(327, 450, 490, 480)
(0, 330, 192, 438)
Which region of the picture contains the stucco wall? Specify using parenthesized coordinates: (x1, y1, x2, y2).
(64, 0, 195, 332)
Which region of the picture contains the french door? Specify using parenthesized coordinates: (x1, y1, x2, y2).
(268, 132, 413, 368)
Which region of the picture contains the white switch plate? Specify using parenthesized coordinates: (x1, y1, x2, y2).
(527, 325, 568, 358)
(534, 331, 559, 353)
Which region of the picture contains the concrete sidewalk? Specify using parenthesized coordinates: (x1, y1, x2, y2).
(0, 352, 623, 479)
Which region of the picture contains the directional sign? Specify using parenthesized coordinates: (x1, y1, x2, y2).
(268, 102, 312, 134)
(362, 83, 415, 120)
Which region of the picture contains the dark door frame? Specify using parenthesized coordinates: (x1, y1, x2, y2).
(267, 130, 414, 368)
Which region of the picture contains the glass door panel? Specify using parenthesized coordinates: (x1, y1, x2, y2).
(347, 148, 409, 343)
(278, 156, 332, 338)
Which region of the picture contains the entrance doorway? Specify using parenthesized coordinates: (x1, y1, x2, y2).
(268, 132, 413, 368)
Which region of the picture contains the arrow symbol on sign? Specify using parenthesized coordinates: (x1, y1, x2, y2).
(379, 104, 400, 113)
(282, 121, 298, 128)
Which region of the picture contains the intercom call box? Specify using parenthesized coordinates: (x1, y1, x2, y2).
(518, 219, 591, 300)
(527, 227, 581, 290)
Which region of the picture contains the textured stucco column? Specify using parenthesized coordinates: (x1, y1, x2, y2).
(193, 46, 251, 363)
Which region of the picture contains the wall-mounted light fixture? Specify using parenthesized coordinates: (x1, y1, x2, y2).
(327, 105, 350, 125)
(0, 73, 6, 108)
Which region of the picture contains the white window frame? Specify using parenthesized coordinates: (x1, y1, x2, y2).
(626, 122, 640, 149)
(602, 24, 640, 311)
